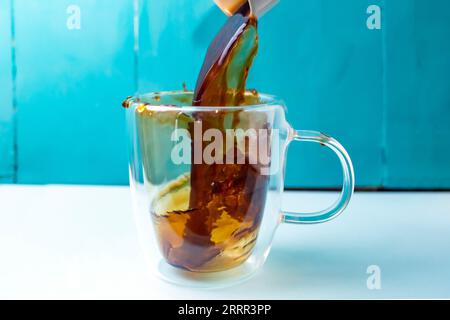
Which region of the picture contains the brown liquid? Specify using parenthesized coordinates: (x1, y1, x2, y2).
(151, 6, 270, 272)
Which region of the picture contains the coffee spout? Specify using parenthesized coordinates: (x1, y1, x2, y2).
(214, 0, 279, 18)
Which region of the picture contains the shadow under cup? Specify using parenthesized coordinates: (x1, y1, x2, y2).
(126, 91, 288, 280)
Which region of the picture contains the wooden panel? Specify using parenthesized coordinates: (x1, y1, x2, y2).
(137, 0, 385, 188)
(14, 0, 135, 184)
(3, 0, 450, 189)
(137, 0, 222, 92)
(0, 0, 14, 183)
(250, 0, 384, 188)
(383, 0, 450, 188)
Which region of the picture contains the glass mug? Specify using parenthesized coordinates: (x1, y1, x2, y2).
(125, 91, 354, 288)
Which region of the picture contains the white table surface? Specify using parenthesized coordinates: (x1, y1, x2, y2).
(0, 185, 449, 300)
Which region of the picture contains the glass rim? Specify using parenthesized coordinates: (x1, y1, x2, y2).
(125, 90, 286, 112)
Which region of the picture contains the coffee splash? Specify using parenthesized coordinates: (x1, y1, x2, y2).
(131, 3, 271, 272)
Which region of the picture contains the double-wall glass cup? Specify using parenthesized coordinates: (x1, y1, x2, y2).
(125, 91, 354, 288)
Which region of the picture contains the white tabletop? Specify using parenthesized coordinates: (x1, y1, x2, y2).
(0, 185, 449, 299)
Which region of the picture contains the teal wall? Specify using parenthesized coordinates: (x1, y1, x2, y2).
(0, 0, 449, 189)
(0, 0, 14, 183)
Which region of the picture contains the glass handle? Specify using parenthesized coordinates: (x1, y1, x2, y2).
(282, 130, 355, 224)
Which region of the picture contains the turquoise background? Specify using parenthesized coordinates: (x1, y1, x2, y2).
(0, 0, 449, 189)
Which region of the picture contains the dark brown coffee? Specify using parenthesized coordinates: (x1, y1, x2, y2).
(150, 4, 271, 272)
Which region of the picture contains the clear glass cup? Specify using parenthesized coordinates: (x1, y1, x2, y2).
(125, 91, 354, 288)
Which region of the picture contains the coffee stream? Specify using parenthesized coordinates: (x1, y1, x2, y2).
(193, 3, 256, 106)
(152, 4, 270, 272)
